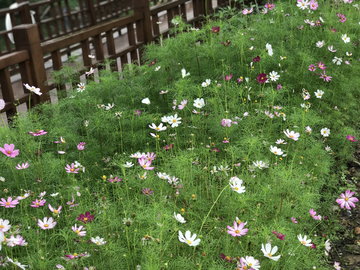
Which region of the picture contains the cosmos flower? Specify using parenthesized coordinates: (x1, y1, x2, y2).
(227, 221, 248, 237)
(298, 234, 312, 246)
(283, 129, 300, 141)
(77, 212, 94, 224)
(174, 212, 186, 223)
(336, 190, 358, 210)
(0, 197, 19, 208)
(38, 217, 56, 230)
(320, 128, 330, 137)
(261, 243, 281, 261)
(178, 230, 201, 246)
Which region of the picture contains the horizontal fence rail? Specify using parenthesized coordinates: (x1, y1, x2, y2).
(0, 0, 241, 123)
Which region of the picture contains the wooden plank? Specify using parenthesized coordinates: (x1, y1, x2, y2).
(51, 49, 67, 99)
(93, 34, 104, 61)
(152, 14, 160, 37)
(0, 51, 29, 70)
(180, 3, 186, 21)
(18, 61, 37, 109)
(150, 0, 187, 14)
(58, 1, 68, 34)
(65, 0, 74, 31)
(106, 30, 117, 71)
(41, 13, 143, 54)
(50, 3, 60, 37)
(81, 39, 91, 67)
(127, 23, 138, 64)
(0, 68, 17, 118)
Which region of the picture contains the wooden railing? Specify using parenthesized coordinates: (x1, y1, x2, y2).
(0, 0, 233, 122)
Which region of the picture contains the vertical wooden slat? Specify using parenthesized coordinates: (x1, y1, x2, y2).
(18, 61, 37, 109)
(13, 24, 50, 104)
(127, 23, 138, 64)
(120, 54, 128, 71)
(50, 3, 60, 37)
(51, 49, 67, 99)
(93, 34, 104, 62)
(58, 1, 67, 34)
(85, 0, 97, 25)
(152, 14, 160, 37)
(46, 21, 53, 39)
(65, 0, 74, 31)
(81, 39, 91, 67)
(34, 7, 44, 41)
(0, 68, 17, 119)
(106, 30, 118, 71)
(180, 4, 186, 21)
(134, 0, 153, 44)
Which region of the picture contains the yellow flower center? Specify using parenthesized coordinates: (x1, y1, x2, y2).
(36, 203, 39, 205)
(173, 119, 176, 123)
(74, 253, 78, 257)
(345, 197, 349, 201)
(145, 235, 149, 239)
(249, 263, 252, 266)
(187, 240, 192, 245)
(226, 256, 230, 260)
(302, 241, 306, 244)
(96, 242, 100, 245)
(290, 135, 293, 138)
(36, 129, 39, 133)
(7, 151, 11, 154)
(71, 168, 74, 172)
(235, 187, 239, 191)
(155, 127, 159, 130)
(84, 218, 88, 221)
(156, 135, 159, 138)
(235, 230, 240, 234)
(54, 210, 58, 214)
(268, 253, 272, 257)
(261, 77, 264, 80)
(324, 131, 326, 133)
(6, 202, 10, 205)
(0, 225, 3, 228)
(274, 151, 277, 154)
(76, 230, 80, 234)
(146, 191, 149, 194)
(142, 165, 146, 168)
(44, 224, 48, 227)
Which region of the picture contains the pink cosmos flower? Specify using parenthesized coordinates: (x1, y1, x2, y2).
(328, 45, 337, 52)
(145, 152, 156, 161)
(15, 163, 29, 170)
(330, 27, 337, 33)
(142, 188, 153, 196)
(334, 262, 341, 269)
(222, 119, 232, 127)
(317, 61, 326, 70)
(28, 129, 47, 136)
(320, 70, 332, 82)
(336, 13, 346, 23)
(227, 221, 248, 237)
(72, 224, 86, 236)
(346, 135, 357, 142)
(225, 74, 233, 81)
(30, 199, 46, 208)
(265, 3, 275, 9)
(149, 58, 156, 67)
(38, 217, 56, 230)
(67, 195, 79, 208)
(48, 204, 62, 215)
(77, 143, 85, 151)
(0, 219, 11, 232)
(0, 197, 19, 208)
(283, 129, 300, 141)
(163, 144, 174, 150)
(336, 190, 358, 210)
(297, 25, 304, 30)
(138, 157, 154, 170)
(309, 64, 316, 71)
(309, 209, 321, 220)
(291, 217, 298, 223)
(0, 143, 19, 158)
(309, 0, 318, 10)
(277, 84, 282, 90)
(65, 163, 79, 173)
(64, 253, 86, 260)
(223, 138, 230, 143)
(242, 7, 253, 15)
(54, 137, 66, 144)
(178, 99, 188, 110)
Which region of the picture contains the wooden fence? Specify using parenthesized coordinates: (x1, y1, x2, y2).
(0, 0, 237, 122)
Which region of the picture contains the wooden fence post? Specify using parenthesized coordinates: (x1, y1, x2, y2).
(84, 0, 97, 26)
(13, 24, 50, 104)
(16, 0, 33, 24)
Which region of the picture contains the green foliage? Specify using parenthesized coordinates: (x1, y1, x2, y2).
(0, 1, 359, 269)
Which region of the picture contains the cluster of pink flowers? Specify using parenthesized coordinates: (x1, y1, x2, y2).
(309, 62, 332, 82)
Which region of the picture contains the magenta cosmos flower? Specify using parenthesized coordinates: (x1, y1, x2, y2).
(227, 221, 248, 237)
(54, 137, 66, 144)
(257, 73, 268, 84)
(0, 143, 19, 158)
(320, 70, 332, 82)
(336, 190, 358, 210)
(221, 40, 231, 46)
(346, 135, 357, 142)
(15, 163, 29, 170)
(65, 163, 80, 173)
(212, 26, 220, 33)
(291, 217, 298, 223)
(142, 188, 153, 196)
(309, 64, 316, 72)
(77, 211, 94, 224)
(28, 129, 47, 136)
(149, 58, 156, 67)
(38, 217, 56, 230)
(253, 56, 260, 62)
(242, 7, 253, 15)
(0, 197, 19, 208)
(265, 3, 275, 10)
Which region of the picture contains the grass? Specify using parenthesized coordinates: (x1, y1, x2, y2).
(0, 0, 360, 269)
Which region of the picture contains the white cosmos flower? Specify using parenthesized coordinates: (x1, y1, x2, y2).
(161, 116, 170, 123)
(142, 98, 150, 105)
(269, 71, 280, 81)
(178, 230, 200, 246)
(320, 127, 330, 137)
(210, 166, 218, 174)
(270, 145, 283, 155)
(123, 162, 134, 168)
(148, 123, 167, 131)
(155, 66, 161, 71)
(201, 79, 211, 87)
(174, 212, 186, 223)
(298, 234, 312, 246)
(157, 172, 170, 180)
(341, 34, 350, 43)
(332, 57, 342, 65)
(105, 103, 114, 110)
(261, 243, 281, 261)
(297, 0, 310, 10)
(229, 177, 245, 194)
(266, 43, 273, 56)
(325, 146, 331, 152)
(314, 89, 324, 98)
(253, 160, 266, 169)
(91, 236, 106, 245)
(167, 114, 182, 128)
(316, 40, 325, 48)
(193, 98, 205, 108)
(181, 69, 190, 78)
(244, 256, 261, 270)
